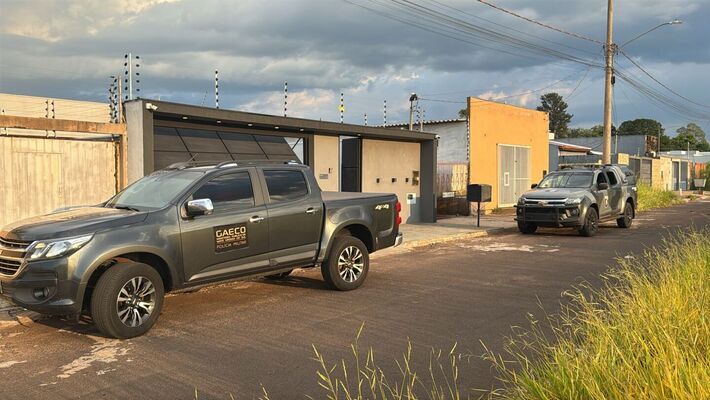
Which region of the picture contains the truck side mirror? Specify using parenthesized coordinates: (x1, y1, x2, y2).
(186, 198, 214, 217)
(597, 182, 609, 190)
(531, 183, 538, 189)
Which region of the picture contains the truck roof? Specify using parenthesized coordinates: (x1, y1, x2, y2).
(163, 159, 305, 171)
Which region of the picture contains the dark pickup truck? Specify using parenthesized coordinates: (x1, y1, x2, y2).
(515, 165, 637, 237)
(0, 161, 402, 338)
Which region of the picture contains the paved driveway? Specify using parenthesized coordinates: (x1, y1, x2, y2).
(0, 200, 708, 399)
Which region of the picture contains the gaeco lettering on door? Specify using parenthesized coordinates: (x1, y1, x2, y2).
(214, 223, 248, 253)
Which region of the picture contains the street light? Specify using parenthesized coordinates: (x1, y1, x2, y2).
(620, 19, 683, 48)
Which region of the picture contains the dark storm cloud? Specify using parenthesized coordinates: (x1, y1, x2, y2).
(1, 0, 709, 127)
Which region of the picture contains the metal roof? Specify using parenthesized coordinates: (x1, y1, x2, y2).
(383, 118, 466, 128)
(129, 99, 437, 142)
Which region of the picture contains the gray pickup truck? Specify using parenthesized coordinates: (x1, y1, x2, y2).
(0, 161, 402, 338)
(515, 164, 637, 237)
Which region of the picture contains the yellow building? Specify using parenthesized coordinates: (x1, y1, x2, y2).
(467, 97, 550, 209)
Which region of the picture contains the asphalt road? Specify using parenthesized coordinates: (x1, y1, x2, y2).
(1, 200, 708, 399)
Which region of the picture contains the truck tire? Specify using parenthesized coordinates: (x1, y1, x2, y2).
(90, 261, 164, 339)
(616, 202, 634, 228)
(321, 236, 369, 291)
(265, 270, 293, 280)
(517, 221, 537, 234)
(578, 207, 599, 237)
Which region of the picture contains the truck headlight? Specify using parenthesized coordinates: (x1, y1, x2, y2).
(565, 197, 583, 205)
(517, 197, 526, 205)
(27, 235, 93, 260)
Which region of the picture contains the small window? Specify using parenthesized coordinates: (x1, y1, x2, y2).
(596, 172, 607, 185)
(192, 172, 254, 211)
(264, 170, 309, 203)
(605, 170, 619, 186)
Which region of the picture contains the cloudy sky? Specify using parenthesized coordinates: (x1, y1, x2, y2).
(1, 0, 709, 133)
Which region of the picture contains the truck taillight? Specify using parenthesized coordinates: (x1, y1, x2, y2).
(395, 201, 402, 227)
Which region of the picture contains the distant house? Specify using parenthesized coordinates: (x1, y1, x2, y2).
(387, 98, 549, 211)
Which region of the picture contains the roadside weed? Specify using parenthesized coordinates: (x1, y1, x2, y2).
(637, 182, 683, 211)
(486, 229, 710, 400)
(310, 323, 463, 400)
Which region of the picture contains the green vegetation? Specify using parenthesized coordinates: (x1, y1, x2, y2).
(487, 229, 710, 400)
(307, 229, 708, 400)
(636, 183, 682, 212)
(311, 324, 463, 400)
(536, 92, 572, 137)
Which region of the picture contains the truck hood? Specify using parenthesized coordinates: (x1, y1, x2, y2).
(521, 188, 590, 200)
(0, 207, 149, 241)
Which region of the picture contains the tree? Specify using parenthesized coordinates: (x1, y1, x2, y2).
(676, 123, 707, 144)
(617, 119, 664, 136)
(536, 92, 572, 137)
(668, 123, 710, 151)
(567, 125, 604, 138)
(458, 108, 468, 119)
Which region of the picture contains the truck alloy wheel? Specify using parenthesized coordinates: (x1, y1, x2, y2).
(617, 203, 634, 228)
(90, 261, 164, 339)
(578, 208, 599, 237)
(338, 246, 365, 283)
(322, 236, 369, 291)
(116, 276, 157, 327)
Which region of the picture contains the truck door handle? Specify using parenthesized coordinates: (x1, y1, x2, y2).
(249, 216, 264, 223)
(305, 208, 317, 214)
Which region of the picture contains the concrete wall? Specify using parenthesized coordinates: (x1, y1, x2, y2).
(312, 135, 340, 191)
(361, 139, 421, 223)
(467, 98, 549, 209)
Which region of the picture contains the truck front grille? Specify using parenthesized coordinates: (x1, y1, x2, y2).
(0, 258, 22, 276)
(524, 208, 560, 222)
(0, 237, 32, 277)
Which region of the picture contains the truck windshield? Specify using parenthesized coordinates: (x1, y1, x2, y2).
(538, 172, 593, 188)
(105, 170, 204, 211)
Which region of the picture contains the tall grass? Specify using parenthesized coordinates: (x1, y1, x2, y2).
(637, 182, 682, 212)
(311, 323, 463, 400)
(487, 229, 710, 400)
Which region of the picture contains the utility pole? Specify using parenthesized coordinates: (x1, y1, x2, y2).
(408, 93, 418, 131)
(602, 0, 615, 164)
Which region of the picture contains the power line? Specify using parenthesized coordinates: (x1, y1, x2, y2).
(342, 0, 603, 69)
(477, 0, 603, 44)
(619, 49, 710, 109)
(421, 0, 599, 57)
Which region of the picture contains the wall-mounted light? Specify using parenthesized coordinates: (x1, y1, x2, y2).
(274, 126, 280, 130)
(216, 120, 222, 124)
(248, 123, 253, 127)
(181, 116, 188, 120)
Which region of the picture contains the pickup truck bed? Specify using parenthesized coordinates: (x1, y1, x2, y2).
(322, 191, 395, 202)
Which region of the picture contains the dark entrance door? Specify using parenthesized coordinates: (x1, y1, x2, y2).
(341, 137, 361, 192)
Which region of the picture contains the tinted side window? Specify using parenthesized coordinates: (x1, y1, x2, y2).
(264, 170, 309, 203)
(596, 172, 607, 185)
(193, 172, 254, 211)
(606, 170, 619, 186)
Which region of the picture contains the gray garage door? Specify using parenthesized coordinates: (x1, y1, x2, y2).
(153, 126, 302, 170)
